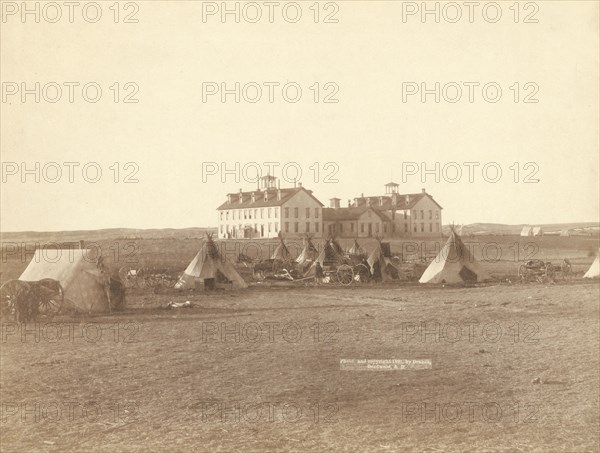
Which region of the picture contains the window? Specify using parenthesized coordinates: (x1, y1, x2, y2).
(315, 208, 319, 218)
(420, 210, 424, 219)
(413, 224, 417, 233)
(220, 225, 223, 233)
(436, 211, 439, 220)
(429, 223, 433, 232)
(376, 224, 380, 233)
(435, 223, 439, 232)
(268, 223, 272, 233)
(294, 208, 299, 218)
(384, 224, 387, 233)
(404, 224, 408, 232)
(306, 208, 310, 218)
(350, 223, 354, 232)
(421, 223, 424, 232)
(285, 222, 289, 232)
(275, 209, 278, 218)
(361, 223, 365, 233)
(226, 211, 229, 220)
(429, 210, 432, 220)
(249, 210, 252, 219)
(254, 209, 257, 218)
(294, 222, 299, 233)
(306, 222, 310, 232)
(315, 222, 319, 232)
(285, 208, 289, 218)
(220, 212, 223, 221)
(261, 208, 264, 219)
(404, 210, 407, 220)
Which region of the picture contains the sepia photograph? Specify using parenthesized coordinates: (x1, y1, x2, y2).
(1, 1, 599, 452)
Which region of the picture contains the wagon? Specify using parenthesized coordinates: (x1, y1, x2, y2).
(0, 278, 64, 321)
(518, 259, 571, 282)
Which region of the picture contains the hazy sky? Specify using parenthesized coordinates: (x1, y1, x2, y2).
(1, 1, 598, 232)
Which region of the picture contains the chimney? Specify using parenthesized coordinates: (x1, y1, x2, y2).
(251, 192, 256, 203)
(238, 189, 243, 203)
(379, 197, 383, 206)
(264, 191, 269, 202)
(392, 193, 398, 206)
(366, 198, 371, 207)
(405, 195, 410, 205)
(277, 189, 281, 201)
(227, 194, 232, 203)
(422, 188, 426, 194)
(348, 199, 351, 207)
(329, 198, 341, 209)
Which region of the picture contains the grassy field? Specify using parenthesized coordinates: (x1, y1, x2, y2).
(1, 233, 599, 452)
(1, 282, 599, 452)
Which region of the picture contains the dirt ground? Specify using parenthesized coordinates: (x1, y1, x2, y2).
(1, 280, 599, 452)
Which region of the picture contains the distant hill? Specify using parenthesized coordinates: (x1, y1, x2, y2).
(0, 227, 217, 243)
(444, 222, 599, 236)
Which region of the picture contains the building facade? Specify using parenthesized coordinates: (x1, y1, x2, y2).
(322, 183, 443, 238)
(217, 179, 442, 239)
(217, 176, 324, 239)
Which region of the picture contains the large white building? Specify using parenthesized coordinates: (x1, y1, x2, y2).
(217, 176, 324, 239)
(322, 182, 443, 238)
(217, 179, 443, 239)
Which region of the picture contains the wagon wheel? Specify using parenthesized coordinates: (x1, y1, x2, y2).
(355, 263, 371, 283)
(37, 284, 64, 319)
(390, 256, 402, 267)
(336, 264, 354, 286)
(0, 280, 30, 320)
(518, 265, 528, 281)
(544, 263, 556, 281)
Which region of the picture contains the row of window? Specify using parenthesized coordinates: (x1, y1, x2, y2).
(220, 222, 321, 235)
(328, 222, 441, 234)
(283, 207, 320, 219)
(220, 207, 323, 221)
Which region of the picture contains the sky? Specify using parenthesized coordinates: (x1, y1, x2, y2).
(1, 1, 599, 232)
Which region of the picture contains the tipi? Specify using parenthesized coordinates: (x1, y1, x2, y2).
(520, 226, 533, 237)
(304, 238, 345, 277)
(583, 249, 599, 279)
(175, 235, 248, 290)
(271, 233, 291, 261)
(19, 249, 111, 312)
(348, 239, 366, 257)
(419, 230, 491, 284)
(296, 236, 318, 265)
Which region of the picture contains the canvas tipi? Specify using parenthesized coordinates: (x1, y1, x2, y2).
(419, 230, 490, 284)
(583, 249, 599, 279)
(175, 235, 248, 290)
(304, 238, 345, 277)
(296, 236, 318, 265)
(520, 226, 533, 237)
(348, 239, 366, 257)
(271, 233, 291, 262)
(19, 249, 111, 312)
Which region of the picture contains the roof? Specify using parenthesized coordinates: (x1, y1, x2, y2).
(323, 207, 390, 222)
(217, 187, 324, 210)
(353, 192, 443, 211)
